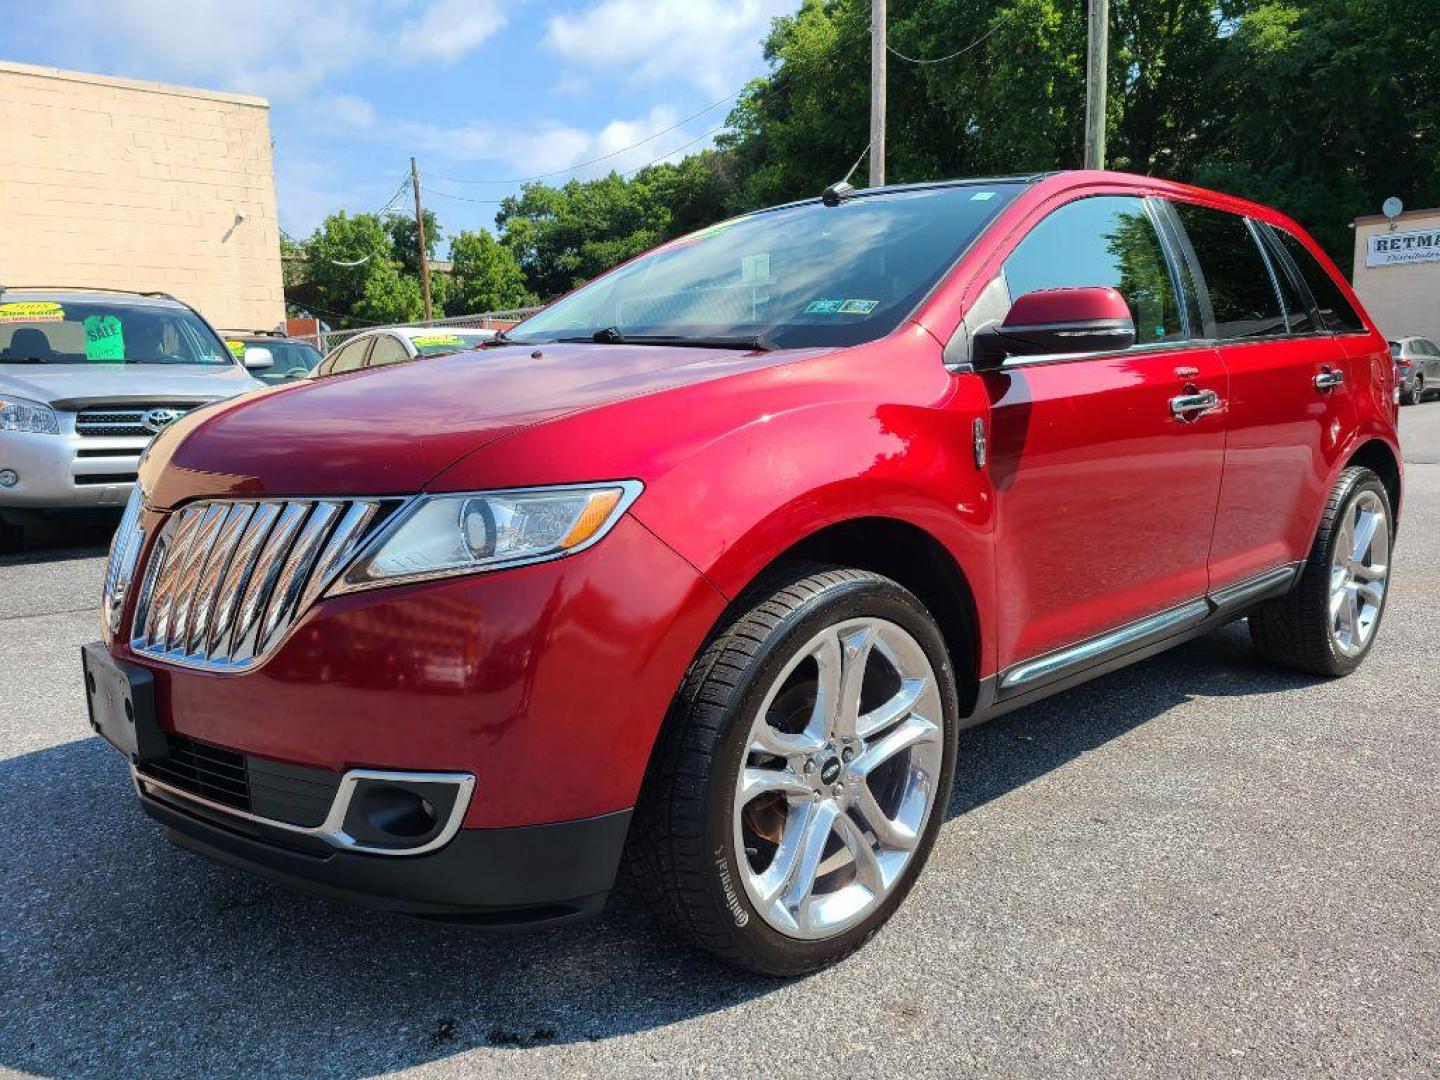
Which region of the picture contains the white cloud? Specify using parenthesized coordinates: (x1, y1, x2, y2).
(397, 0, 506, 64)
(544, 0, 792, 96)
(319, 94, 379, 131)
(33, 0, 501, 102)
(401, 104, 701, 179)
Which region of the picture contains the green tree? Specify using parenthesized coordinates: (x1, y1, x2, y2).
(449, 228, 535, 313)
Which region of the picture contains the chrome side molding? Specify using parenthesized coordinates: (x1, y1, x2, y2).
(998, 563, 1302, 696)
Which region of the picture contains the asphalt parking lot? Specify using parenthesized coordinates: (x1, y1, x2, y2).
(2, 411, 1438, 1080)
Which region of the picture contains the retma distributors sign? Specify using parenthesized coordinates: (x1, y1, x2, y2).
(1366, 226, 1440, 267)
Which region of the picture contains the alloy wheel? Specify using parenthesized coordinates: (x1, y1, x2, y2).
(1329, 489, 1389, 658)
(732, 617, 944, 939)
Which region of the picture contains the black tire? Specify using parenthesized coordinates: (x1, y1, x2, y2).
(623, 563, 959, 976)
(0, 516, 22, 556)
(1248, 467, 1393, 677)
(1404, 378, 1423, 406)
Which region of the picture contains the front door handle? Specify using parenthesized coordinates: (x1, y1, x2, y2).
(1314, 369, 1345, 391)
(1170, 388, 1222, 421)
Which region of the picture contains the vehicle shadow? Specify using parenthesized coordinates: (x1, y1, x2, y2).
(0, 625, 1318, 1078)
(0, 516, 114, 566)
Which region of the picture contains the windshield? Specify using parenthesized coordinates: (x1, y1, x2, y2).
(0, 297, 233, 366)
(409, 331, 495, 357)
(508, 184, 1022, 350)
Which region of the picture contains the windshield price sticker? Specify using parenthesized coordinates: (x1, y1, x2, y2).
(83, 314, 126, 361)
(804, 298, 879, 315)
(226, 340, 246, 357)
(412, 334, 465, 347)
(0, 301, 64, 323)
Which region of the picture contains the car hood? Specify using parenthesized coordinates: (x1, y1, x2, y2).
(141, 341, 819, 507)
(0, 362, 261, 409)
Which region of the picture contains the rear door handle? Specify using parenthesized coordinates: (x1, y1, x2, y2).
(1170, 388, 1222, 421)
(1314, 369, 1345, 391)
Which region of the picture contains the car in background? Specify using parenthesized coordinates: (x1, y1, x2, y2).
(219, 330, 323, 385)
(0, 287, 265, 552)
(1390, 337, 1440, 405)
(310, 326, 499, 379)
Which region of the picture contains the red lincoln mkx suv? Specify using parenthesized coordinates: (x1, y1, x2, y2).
(85, 171, 1401, 975)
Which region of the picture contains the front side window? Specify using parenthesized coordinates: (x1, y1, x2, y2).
(0, 297, 232, 367)
(1002, 196, 1184, 346)
(510, 184, 1022, 351)
(1270, 227, 1367, 334)
(1172, 204, 1286, 340)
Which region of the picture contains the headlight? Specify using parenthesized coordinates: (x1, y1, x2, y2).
(329, 481, 643, 595)
(0, 395, 59, 434)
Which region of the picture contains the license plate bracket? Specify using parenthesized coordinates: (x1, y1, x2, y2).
(81, 642, 166, 764)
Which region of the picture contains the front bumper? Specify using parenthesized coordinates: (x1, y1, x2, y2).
(0, 426, 145, 511)
(139, 773, 632, 923)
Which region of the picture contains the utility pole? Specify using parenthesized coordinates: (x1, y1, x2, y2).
(410, 156, 433, 321)
(1083, 0, 1109, 170)
(869, 0, 886, 187)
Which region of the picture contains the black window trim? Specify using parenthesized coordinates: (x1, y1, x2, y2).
(1249, 219, 1332, 340)
(1259, 220, 1372, 339)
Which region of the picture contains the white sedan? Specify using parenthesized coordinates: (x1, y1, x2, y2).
(310, 326, 499, 379)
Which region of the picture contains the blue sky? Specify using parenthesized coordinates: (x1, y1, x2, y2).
(2, 0, 794, 252)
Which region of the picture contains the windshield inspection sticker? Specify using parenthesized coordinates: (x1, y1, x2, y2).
(0, 301, 64, 322)
(806, 298, 879, 316)
(82, 314, 126, 361)
(970, 191, 997, 201)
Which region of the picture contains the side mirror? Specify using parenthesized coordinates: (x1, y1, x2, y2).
(973, 287, 1135, 368)
(242, 345, 275, 371)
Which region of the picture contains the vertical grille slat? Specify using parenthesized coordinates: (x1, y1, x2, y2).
(128, 496, 397, 672)
(185, 503, 256, 657)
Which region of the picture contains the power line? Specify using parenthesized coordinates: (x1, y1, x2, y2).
(885, 11, 1014, 65)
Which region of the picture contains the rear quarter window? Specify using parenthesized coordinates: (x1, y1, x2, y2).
(1271, 227, 1367, 334)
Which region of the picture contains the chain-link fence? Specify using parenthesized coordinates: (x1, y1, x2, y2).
(297, 308, 542, 354)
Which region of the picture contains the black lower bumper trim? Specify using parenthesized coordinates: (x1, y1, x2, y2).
(140, 788, 632, 927)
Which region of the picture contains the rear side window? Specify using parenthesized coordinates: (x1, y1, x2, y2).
(366, 335, 409, 368)
(1270, 227, 1367, 334)
(1003, 196, 1183, 346)
(1172, 204, 1285, 340)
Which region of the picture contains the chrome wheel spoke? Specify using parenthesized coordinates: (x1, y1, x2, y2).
(807, 630, 844, 740)
(778, 801, 839, 925)
(855, 676, 927, 741)
(1326, 490, 1390, 658)
(835, 812, 885, 893)
(739, 766, 812, 803)
(749, 723, 823, 760)
(829, 625, 877, 741)
(852, 714, 940, 780)
(850, 781, 920, 851)
(1351, 510, 1380, 564)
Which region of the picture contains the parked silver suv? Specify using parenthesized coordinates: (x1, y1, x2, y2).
(0, 288, 266, 551)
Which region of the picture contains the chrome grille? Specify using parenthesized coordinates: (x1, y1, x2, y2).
(75, 403, 198, 437)
(130, 497, 397, 671)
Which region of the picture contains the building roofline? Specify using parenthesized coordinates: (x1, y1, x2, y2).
(1353, 207, 1440, 226)
(0, 60, 268, 109)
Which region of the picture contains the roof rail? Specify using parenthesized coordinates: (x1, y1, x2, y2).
(0, 285, 181, 301)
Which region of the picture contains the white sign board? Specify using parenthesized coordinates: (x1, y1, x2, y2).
(1367, 227, 1440, 267)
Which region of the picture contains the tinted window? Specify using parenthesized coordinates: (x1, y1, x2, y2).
(1004, 196, 1183, 346)
(1390, 341, 1403, 358)
(367, 335, 410, 368)
(511, 184, 1022, 350)
(0, 297, 232, 367)
(1271, 227, 1367, 334)
(1173, 204, 1285, 340)
(1256, 223, 1314, 333)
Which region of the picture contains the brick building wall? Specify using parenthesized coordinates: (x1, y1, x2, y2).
(0, 61, 283, 329)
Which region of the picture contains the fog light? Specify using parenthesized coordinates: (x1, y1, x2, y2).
(0, 469, 16, 488)
(361, 785, 438, 838)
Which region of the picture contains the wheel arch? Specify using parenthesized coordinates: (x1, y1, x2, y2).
(1344, 437, 1402, 527)
(721, 516, 984, 718)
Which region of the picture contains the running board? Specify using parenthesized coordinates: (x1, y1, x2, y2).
(996, 563, 1300, 699)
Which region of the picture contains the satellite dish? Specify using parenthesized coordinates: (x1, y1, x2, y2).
(1382, 196, 1404, 220)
